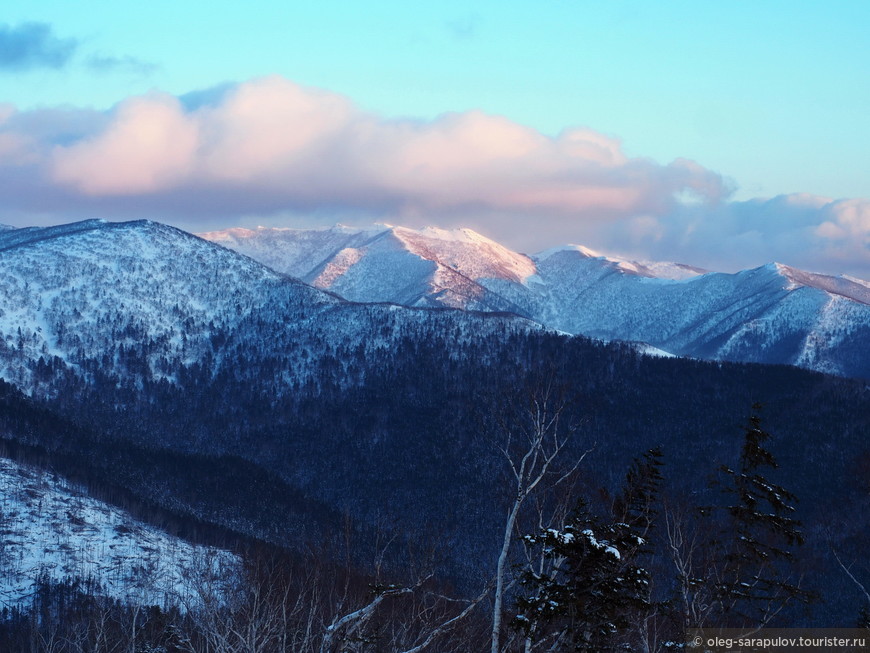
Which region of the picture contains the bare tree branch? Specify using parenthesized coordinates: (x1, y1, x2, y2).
(832, 547, 870, 606)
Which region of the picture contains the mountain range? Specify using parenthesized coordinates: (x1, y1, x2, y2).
(202, 223, 870, 378)
(0, 218, 868, 627)
(0, 220, 535, 402)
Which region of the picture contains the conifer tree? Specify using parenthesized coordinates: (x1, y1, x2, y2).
(513, 449, 663, 651)
(613, 447, 664, 550)
(705, 404, 815, 628)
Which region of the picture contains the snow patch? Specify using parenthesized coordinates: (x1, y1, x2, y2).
(0, 457, 236, 608)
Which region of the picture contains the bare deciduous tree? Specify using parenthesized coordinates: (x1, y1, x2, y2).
(488, 381, 589, 653)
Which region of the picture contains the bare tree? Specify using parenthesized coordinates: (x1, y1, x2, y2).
(831, 546, 870, 625)
(393, 581, 493, 653)
(320, 577, 426, 652)
(488, 381, 589, 653)
(665, 500, 716, 631)
(832, 547, 870, 606)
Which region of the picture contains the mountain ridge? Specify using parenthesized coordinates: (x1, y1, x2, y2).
(201, 223, 870, 378)
(0, 219, 542, 400)
(0, 219, 868, 624)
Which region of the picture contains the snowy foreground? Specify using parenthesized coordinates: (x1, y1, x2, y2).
(0, 457, 236, 609)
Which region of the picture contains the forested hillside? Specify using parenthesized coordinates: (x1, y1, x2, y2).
(0, 220, 867, 649)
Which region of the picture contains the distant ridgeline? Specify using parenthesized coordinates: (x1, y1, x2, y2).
(203, 223, 870, 380)
(0, 219, 867, 630)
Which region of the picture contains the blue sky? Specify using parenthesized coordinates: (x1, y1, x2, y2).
(2, 1, 869, 275)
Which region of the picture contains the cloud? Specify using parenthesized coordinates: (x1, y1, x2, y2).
(14, 75, 725, 220)
(591, 194, 870, 279)
(0, 22, 78, 71)
(85, 53, 160, 76)
(1, 75, 868, 278)
(445, 14, 482, 41)
(0, 22, 157, 77)
(52, 93, 199, 194)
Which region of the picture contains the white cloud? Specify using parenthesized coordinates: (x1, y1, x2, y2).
(591, 194, 870, 278)
(1, 75, 868, 278)
(0, 75, 725, 221)
(52, 93, 199, 194)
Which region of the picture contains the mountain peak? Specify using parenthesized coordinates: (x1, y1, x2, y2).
(388, 225, 537, 284)
(765, 261, 870, 305)
(535, 244, 603, 260)
(534, 244, 705, 281)
(393, 225, 491, 245)
(197, 220, 870, 377)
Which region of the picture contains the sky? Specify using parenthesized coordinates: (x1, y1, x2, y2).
(1, 1, 869, 277)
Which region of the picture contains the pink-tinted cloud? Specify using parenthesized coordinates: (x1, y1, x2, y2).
(197, 78, 355, 183)
(52, 93, 199, 194)
(2, 76, 869, 278)
(1, 75, 727, 220)
(816, 199, 870, 242)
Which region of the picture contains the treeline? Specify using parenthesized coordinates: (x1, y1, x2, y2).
(0, 382, 377, 558)
(2, 406, 864, 651)
(3, 327, 870, 624)
(0, 547, 492, 653)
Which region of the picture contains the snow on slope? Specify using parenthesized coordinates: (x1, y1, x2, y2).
(201, 224, 544, 314)
(200, 225, 705, 317)
(534, 244, 706, 281)
(774, 263, 870, 305)
(199, 224, 388, 279)
(200, 223, 539, 284)
(307, 229, 441, 305)
(533, 255, 870, 376)
(0, 219, 342, 392)
(0, 457, 235, 608)
(392, 226, 537, 284)
(201, 223, 870, 378)
(0, 220, 542, 399)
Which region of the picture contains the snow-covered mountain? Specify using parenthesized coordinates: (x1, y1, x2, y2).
(0, 219, 322, 392)
(202, 224, 870, 378)
(0, 456, 235, 608)
(3, 218, 868, 382)
(201, 224, 542, 313)
(0, 219, 540, 397)
(1, 218, 869, 625)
